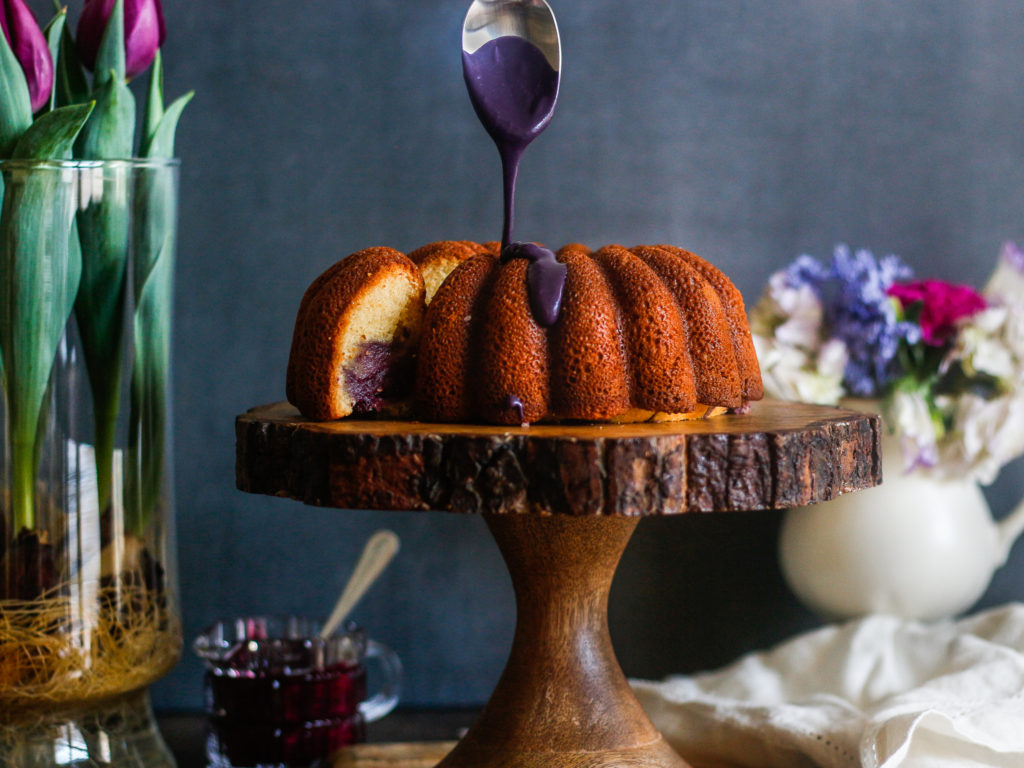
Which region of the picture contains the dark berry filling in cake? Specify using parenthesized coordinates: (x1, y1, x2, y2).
(345, 342, 414, 413)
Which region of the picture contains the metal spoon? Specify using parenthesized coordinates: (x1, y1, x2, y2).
(462, 0, 561, 75)
(462, 0, 561, 247)
(318, 530, 400, 639)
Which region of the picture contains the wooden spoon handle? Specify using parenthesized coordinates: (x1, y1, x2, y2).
(319, 530, 401, 638)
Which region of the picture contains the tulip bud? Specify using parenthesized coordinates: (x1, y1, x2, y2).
(77, 0, 165, 80)
(0, 0, 54, 112)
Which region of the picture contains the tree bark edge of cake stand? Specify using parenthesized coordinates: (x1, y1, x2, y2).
(235, 400, 881, 515)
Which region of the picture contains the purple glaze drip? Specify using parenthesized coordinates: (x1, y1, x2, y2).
(502, 241, 567, 327)
(506, 393, 526, 424)
(462, 35, 559, 248)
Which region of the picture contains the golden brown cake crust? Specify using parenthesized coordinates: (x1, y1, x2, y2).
(589, 245, 697, 414)
(652, 245, 764, 401)
(631, 245, 743, 408)
(477, 258, 552, 424)
(414, 253, 498, 422)
(549, 247, 630, 420)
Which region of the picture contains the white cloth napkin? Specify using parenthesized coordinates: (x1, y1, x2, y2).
(630, 604, 1024, 768)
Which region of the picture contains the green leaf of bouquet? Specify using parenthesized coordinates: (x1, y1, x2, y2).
(42, 9, 67, 114)
(94, 0, 126, 88)
(0, 20, 34, 158)
(143, 49, 165, 148)
(74, 73, 136, 159)
(54, 10, 91, 109)
(13, 103, 95, 160)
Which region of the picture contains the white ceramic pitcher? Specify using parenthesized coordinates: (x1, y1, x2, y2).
(779, 401, 1024, 621)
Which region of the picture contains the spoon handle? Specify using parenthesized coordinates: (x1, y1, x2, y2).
(319, 529, 401, 639)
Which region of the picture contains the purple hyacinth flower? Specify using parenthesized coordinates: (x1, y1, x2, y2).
(77, 0, 166, 79)
(0, 0, 54, 112)
(786, 245, 919, 398)
(821, 246, 918, 396)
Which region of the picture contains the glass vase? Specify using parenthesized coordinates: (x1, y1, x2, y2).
(0, 160, 181, 767)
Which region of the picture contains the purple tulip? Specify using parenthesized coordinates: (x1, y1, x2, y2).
(77, 0, 166, 79)
(0, 0, 54, 112)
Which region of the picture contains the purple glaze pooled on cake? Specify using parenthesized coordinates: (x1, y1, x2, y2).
(501, 241, 566, 327)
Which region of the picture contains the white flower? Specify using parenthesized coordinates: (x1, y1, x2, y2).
(887, 390, 939, 473)
(817, 338, 848, 380)
(937, 394, 1024, 484)
(767, 274, 823, 349)
(752, 332, 847, 406)
(954, 307, 1014, 379)
(750, 272, 847, 406)
(984, 242, 1024, 305)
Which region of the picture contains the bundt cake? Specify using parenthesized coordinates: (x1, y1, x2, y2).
(286, 240, 762, 425)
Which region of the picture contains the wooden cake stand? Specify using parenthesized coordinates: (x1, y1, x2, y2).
(236, 400, 881, 768)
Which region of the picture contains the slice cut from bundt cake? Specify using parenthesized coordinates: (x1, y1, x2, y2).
(408, 240, 497, 303)
(286, 247, 425, 420)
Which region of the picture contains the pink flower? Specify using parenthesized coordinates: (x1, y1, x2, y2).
(888, 280, 987, 346)
(77, 0, 166, 79)
(1, 0, 54, 112)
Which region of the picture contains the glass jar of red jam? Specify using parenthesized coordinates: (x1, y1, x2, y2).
(194, 616, 401, 767)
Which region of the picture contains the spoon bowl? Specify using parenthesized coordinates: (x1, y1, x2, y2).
(462, 0, 561, 247)
(462, 0, 561, 72)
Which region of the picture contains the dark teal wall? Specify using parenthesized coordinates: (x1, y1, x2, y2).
(33, 0, 1024, 710)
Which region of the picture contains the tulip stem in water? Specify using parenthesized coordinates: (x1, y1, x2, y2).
(11, 439, 37, 532)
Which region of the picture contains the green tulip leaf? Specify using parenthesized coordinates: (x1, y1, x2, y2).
(41, 9, 67, 115)
(0, 89, 92, 529)
(0, 170, 81, 531)
(74, 72, 135, 160)
(126, 58, 190, 533)
(143, 91, 193, 161)
(53, 10, 90, 109)
(127, 232, 173, 533)
(143, 50, 165, 147)
(74, 73, 136, 513)
(0, 19, 33, 158)
(94, 0, 126, 88)
(134, 92, 190, 288)
(13, 103, 95, 160)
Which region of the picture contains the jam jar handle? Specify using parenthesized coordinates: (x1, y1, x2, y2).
(360, 639, 402, 722)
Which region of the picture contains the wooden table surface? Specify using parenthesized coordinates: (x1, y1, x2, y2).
(158, 711, 737, 768)
(157, 710, 479, 768)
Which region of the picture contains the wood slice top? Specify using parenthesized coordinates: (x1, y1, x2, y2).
(236, 400, 881, 515)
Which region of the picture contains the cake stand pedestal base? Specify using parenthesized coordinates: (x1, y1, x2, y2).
(439, 514, 688, 768)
